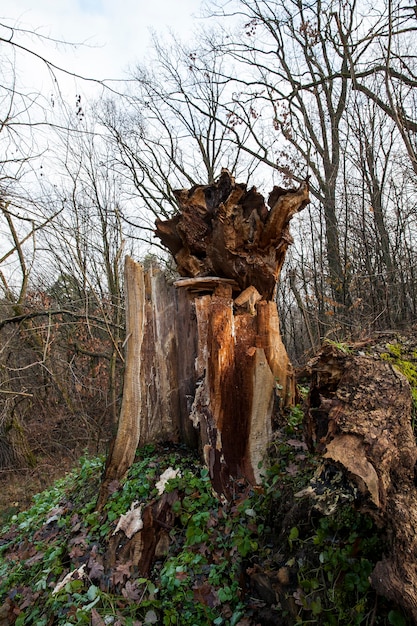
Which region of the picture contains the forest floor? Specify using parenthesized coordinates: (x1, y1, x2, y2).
(0, 331, 416, 624)
(0, 456, 75, 525)
(0, 436, 410, 625)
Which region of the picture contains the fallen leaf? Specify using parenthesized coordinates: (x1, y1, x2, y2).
(52, 564, 86, 595)
(107, 479, 121, 494)
(122, 580, 142, 601)
(113, 502, 144, 538)
(287, 439, 308, 450)
(91, 608, 106, 626)
(193, 583, 219, 608)
(69, 545, 85, 559)
(286, 463, 299, 476)
(18, 587, 39, 610)
(68, 532, 88, 548)
(112, 561, 132, 586)
(45, 506, 65, 525)
(24, 552, 45, 566)
(144, 609, 158, 624)
(88, 556, 105, 581)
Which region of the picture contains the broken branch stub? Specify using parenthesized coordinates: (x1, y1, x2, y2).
(155, 169, 309, 300)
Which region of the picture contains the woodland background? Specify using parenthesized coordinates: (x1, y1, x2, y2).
(0, 0, 416, 498)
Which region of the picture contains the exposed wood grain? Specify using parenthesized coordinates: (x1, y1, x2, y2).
(97, 258, 145, 510)
(155, 169, 309, 300)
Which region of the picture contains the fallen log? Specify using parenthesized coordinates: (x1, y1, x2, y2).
(304, 343, 417, 622)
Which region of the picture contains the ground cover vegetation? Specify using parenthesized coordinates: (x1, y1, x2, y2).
(0, 427, 410, 625)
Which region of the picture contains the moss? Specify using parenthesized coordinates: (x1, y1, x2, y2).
(381, 343, 417, 421)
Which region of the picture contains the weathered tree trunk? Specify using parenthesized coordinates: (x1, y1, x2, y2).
(98, 170, 308, 508)
(97, 258, 144, 510)
(304, 344, 417, 622)
(97, 259, 197, 510)
(184, 281, 296, 496)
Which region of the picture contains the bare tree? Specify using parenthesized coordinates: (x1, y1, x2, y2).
(195, 0, 417, 337)
(344, 0, 417, 176)
(0, 20, 129, 469)
(202, 0, 377, 310)
(98, 35, 262, 240)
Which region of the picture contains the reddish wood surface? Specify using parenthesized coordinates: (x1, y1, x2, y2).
(155, 169, 309, 300)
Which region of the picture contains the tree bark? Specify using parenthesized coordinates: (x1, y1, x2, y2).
(304, 343, 417, 622)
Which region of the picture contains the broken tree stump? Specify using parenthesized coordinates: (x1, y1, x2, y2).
(156, 170, 309, 495)
(96, 171, 309, 583)
(155, 168, 309, 300)
(97, 260, 198, 510)
(304, 343, 417, 622)
(98, 170, 308, 508)
(178, 280, 296, 496)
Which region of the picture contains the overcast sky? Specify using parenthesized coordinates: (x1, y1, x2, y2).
(1, 0, 207, 97)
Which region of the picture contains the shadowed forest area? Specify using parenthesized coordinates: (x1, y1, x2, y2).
(1, 0, 417, 623)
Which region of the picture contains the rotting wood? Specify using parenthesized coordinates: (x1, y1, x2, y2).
(174, 276, 239, 293)
(104, 490, 180, 578)
(185, 285, 295, 496)
(304, 343, 417, 622)
(155, 169, 309, 300)
(97, 171, 308, 581)
(155, 170, 307, 495)
(99, 170, 307, 506)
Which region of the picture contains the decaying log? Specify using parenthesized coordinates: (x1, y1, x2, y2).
(105, 490, 180, 578)
(155, 169, 309, 300)
(304, 344, 417, 621)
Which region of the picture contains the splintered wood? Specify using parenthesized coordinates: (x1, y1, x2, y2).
(97, 171, 308, 582)
(155, 169, 309, 300)
(99, 171, 307, 508)
(155, 171, 308, 496)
